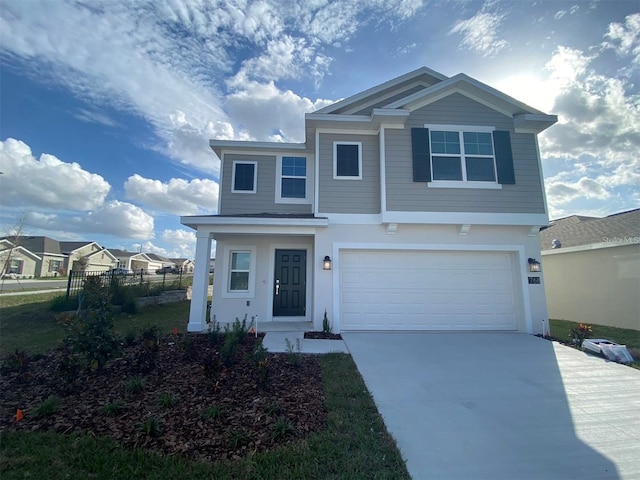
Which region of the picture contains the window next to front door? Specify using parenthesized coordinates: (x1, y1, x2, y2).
(273, 249, 306, 317)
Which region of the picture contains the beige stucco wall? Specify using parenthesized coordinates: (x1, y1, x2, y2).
(0, 249, 38, 278)
(542, 244, 640, 331)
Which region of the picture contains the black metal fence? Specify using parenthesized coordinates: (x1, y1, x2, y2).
(66, 269, 192, 299)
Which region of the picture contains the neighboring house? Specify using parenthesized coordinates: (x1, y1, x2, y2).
(7, 235, 67, 277)
(60, 241, 117, 273)
(146, 253, 174, 273)
(0, 239, 41, 278)
(170, 258, 195, 273)
(110, 249, 152, 273)
(540, 209, 640, 331)
(209, 258, 215, 273)
(182, 67, 557, 334)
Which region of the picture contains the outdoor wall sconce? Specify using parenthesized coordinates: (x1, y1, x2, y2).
(528, 258, 541, 273)
(323, 256, 332, 270)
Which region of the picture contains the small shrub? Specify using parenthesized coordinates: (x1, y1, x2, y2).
(202, 405, 223, 420)
(55, 345, 81, 390)
(126, 376, 144, 394)
(256, 358, 269, 388)
(34, 396, 60, 418)
(227, 429, 249, 449)
(285, 338, 302, 368)
(322, 309, 331, 334)
(101, 400, 126, 416)
(265, 403, 282, 416)
(220, 335, 238, 366)
(140, 416, 162, 437)
(205, 314, 222, 345)
(157, 392, 178, 408)
(570, 323, 593, 348)
(224, 314, 253, 345)
(200, 353, 222, 379)
(271, 417, 295, 441)
(134, 325, 160, 373)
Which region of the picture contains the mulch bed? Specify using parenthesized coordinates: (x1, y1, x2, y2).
(303, 331, 343, 340)
(0, 333, 327, 462)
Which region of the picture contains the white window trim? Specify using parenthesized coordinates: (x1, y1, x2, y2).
(333, 141, 362, 180)
(220, 245, 257, 298)
(275, 155, 312, 204)
(425, 125, 499, 188)
(231, 160, 258, 194)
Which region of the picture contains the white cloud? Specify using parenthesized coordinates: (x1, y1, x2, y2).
(449, 12, 508, 57)
(124, 174, 218, 215)
(25, 200, 154, 240)
(161, 229, 197, 258)
(602, 13, 640, 63)
(225, 77, 334, 142)
(0, 138, 110, 211)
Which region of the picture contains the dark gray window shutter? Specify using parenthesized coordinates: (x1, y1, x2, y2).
(411, 128, 431, 182)
(493, 130, 515, 184)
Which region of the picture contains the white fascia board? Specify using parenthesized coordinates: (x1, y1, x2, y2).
(181, 215, 329, 228)
(514, 114, 558, 134)
(305, 113, 371, 122)
(200, 225, 324, 236)
(9, 246, 42, 261)
(542, 241, 640, 255)
(387, 73, 548, 117)
(314, 66, 448, 114)
(317, 213, 383, 224)
(382, 211, 550, 226)
(210, 140, 306, 150)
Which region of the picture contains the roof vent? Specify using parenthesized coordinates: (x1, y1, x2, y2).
(552, 239, 562, 249)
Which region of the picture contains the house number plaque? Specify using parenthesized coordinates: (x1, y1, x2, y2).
(528, 277, 541, 284)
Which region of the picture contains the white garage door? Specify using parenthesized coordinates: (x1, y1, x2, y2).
(340, 250, 520, 331)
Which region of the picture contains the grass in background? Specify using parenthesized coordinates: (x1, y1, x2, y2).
(0, 291, 190, 355)
(0, 354, 409, 479)
(550, 319, 640, 350)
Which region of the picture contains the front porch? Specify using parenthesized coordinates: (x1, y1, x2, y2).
(181, 214, 329, 333)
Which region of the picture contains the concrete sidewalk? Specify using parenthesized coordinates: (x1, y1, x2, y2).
(262, 331, 349, 354)
(343, 332, 640, 480)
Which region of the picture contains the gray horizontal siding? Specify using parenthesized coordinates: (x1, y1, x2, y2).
(352, 85, 426, 115)
(220, 154, 312, 216)
(385, 93, 546, 214)
(318, 134, 380, 214)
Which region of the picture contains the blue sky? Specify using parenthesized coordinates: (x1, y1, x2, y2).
(0, 0, 638, 259)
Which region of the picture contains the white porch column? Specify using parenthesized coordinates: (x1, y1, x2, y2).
(188, 229, 212, 332)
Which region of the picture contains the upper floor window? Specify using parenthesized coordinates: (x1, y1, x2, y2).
(430, 129, 496, 182)
(276, 156, 307, 202)
(232, 161, 257, 193)
(333, 142, 362, 180)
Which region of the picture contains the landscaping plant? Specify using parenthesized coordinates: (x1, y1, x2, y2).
(570, 323, 593, 348)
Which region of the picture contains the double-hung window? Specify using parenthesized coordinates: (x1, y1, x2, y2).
(333, 142, 362, 179)
(7, 259, 23, 274)
(430, 129, 497, 183)
(232, 161, 257, 193)
(229, 251, 251, 292)
(277, 156, 307, 202)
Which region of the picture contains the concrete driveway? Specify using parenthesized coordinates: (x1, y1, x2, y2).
(342, 332, 640, 480)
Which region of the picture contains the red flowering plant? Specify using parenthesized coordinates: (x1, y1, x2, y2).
(570, 323, 593, 348)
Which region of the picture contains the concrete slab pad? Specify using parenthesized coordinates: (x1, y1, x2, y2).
(343, 332, 640, 480)
(262, 331, 349, 354)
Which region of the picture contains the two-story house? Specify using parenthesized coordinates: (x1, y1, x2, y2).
(182, 67, 557, 334)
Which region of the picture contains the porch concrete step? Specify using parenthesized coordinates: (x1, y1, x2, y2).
(262, 331, 349, 354)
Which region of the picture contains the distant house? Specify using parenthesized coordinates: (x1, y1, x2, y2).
(60, 241, 117, 273)
(0, 236, 116, 276)
(540, 209, 640, 331)
(8, 236, 67, 277)
(169, 258, 195, 273)
(146, 253, 174, 273)
(0, 239, 41, 278)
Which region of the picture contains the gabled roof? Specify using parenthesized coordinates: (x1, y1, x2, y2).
(146, 253, 171, 262)
(0, 240, 42, 261)
(540, 208, 640, 250)
(314, 66, 448, 114)
(108, 248, 136, 258)
(8, 236, 64, 256)
(59, 241, 100, 254)
(309, 69, 557, 134)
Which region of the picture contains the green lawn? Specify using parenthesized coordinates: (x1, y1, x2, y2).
(550, 319, 640, 350)
(0, 292, 191, 355)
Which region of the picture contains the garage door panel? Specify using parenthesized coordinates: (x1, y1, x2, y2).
(340, 250, 520, 331)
